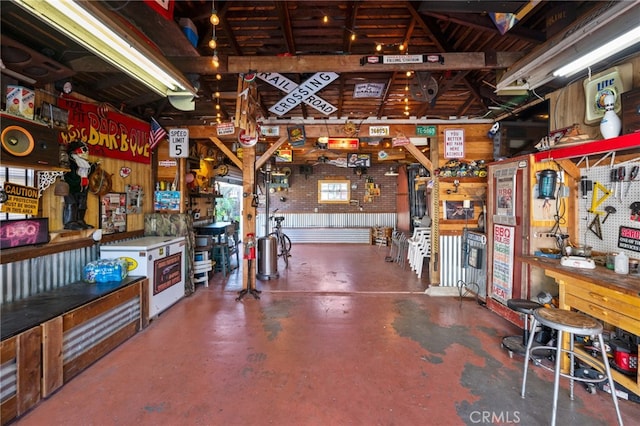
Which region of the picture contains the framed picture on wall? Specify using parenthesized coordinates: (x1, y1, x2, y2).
(347, 153, 371, 168)
(100, 192, 127, 234)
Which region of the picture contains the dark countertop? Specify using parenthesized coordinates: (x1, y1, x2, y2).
(1, 276, 145, 340)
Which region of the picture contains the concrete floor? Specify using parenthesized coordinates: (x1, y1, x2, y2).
(14, 244, 639, 425)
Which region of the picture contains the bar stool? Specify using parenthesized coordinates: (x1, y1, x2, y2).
(212, 243, 230, 277)
(501, 299, 542, 358)
(521, 308, 623, 426)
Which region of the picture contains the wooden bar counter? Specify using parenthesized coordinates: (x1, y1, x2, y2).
(519, 255, 640, 395)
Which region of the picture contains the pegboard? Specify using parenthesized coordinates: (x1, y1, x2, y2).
(579, 161, 640, 256)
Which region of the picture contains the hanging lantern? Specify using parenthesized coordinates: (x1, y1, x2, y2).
(537, 169, 557, 199)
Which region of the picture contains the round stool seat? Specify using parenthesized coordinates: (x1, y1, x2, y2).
(533, 308, 603, 336)
(507, 299, 542, 314)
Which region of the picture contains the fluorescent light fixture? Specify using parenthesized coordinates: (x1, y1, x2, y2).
(14, 0, 196, 97)
(553, 25, 640, 77)
(496, 2, 639, 92)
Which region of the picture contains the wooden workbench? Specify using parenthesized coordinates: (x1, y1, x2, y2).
(520, 255, 640, 395)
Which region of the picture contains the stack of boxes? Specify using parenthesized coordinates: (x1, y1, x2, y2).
(5, 85, 35, 120)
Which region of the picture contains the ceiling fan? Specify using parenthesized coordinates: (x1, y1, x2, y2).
(410, 72, 439, 105)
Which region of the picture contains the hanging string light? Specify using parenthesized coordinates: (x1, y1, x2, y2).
(210, 1, 219, 68)
(210, 2, 220, 26)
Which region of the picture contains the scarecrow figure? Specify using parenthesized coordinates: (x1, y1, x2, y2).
(63, 141, 96, 229)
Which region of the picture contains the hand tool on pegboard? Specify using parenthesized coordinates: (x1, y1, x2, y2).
(588, 181, 611, 216)
(625, 165, 639, 197)
(588, 214, 603, 239)
(602, 206, 616, 224)
(617, 167, 625, 201)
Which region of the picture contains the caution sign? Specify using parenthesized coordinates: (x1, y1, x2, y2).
(0, 182, 40, 215)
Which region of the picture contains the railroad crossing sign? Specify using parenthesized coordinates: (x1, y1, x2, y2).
(258, 72, 339, 116)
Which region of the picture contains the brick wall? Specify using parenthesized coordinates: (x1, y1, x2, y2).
(267, 163, 398, 214)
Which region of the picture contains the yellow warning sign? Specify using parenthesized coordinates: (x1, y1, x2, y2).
(0, 182, 40, 215)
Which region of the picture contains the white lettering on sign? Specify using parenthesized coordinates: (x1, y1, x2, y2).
(265, 72, 339, 116)
(216, 122, 235, 136)
(258, 72, 337, 115)
(382, 54, 424, 64)
(169, 128, 189, 158)
(444, 128, 465, 159)
(369, 126, 389, 136)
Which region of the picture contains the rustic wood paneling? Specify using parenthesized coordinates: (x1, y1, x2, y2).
(41, 317, 63, 398)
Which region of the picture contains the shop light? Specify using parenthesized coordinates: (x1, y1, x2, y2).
(553, 25, 640, 77)
(14, 0, 196, 98)
(496, 2, 639, 92)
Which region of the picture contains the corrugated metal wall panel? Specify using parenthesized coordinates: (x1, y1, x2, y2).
(439, 235, 465, 287)
(285, 228, 371, 243)
(1, 245, 99, 304)
(63, 297, 140, 363)
(255, 213, 396, 243)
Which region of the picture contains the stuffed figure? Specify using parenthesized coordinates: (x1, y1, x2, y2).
(63, 141, 96, 230)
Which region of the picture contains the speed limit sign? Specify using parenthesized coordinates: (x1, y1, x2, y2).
(169, 128, 189, 158)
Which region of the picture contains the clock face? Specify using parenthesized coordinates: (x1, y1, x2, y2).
(63, 82, 73, 94)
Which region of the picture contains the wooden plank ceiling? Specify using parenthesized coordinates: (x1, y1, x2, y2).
(0, 1, 611, 163)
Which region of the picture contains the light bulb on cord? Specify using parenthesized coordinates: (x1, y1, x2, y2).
(210, 12, 220, 26)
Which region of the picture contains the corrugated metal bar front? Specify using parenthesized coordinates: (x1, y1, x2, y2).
(1, 245, 99, 304)
(439, 235, 465, 287)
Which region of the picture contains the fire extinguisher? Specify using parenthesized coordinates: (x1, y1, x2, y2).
(244, 233, 256, 260)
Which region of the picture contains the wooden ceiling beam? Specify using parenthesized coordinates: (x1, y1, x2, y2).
(225, 51, 520, 74)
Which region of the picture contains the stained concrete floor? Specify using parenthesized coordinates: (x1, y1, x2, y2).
(13, 244, 640, 425)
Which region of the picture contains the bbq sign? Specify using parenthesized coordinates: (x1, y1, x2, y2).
(618, 226, 640, 253)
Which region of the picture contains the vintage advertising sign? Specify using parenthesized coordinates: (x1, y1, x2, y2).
(444, 128, 465, 158)
(327, 138, 358, 150)
(0, 182, 39, 215)
(353, 82, 385, 98)
(261, 72, 339, 116)
(58, 97, 151, 164)
(619, 226, 640, 253)
(153, 252, 182, 295)
(216, 122, 235, 136)
(492, 224, 515, 302)
(360, 54, 444, 66)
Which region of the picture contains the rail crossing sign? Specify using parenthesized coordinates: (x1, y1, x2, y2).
(258, 72, 339, 116)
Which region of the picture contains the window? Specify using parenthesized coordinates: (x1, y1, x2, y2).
(0, 167, 36, 220)
(318, 179, 350, 204)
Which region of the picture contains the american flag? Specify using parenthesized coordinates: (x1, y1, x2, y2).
(149, 117, 167, 152)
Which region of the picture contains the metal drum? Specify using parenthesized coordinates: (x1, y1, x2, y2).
(257, 235, 279, 280)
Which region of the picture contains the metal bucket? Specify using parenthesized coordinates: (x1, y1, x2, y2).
(257, 236, 279, 280)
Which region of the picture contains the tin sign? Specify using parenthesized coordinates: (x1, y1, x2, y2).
(369, 126, 390, 137)
(169, 128, 189, 158)
(217, 122, 235, 136)
(444, 128, 465, 158)
(416, 125, 437, 136)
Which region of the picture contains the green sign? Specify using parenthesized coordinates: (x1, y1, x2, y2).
(416, 125, 437, 136)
